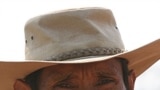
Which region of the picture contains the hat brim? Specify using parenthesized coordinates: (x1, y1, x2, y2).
(0, 39, 160, 90)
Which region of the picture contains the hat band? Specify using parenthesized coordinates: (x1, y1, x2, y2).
(47, 47, 124, 61)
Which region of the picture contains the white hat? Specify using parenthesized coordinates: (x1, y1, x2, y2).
(0, 7, 160, 90)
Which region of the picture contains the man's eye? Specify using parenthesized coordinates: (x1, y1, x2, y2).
(55, 82, 75, 89)
(96, 78, 114, 86)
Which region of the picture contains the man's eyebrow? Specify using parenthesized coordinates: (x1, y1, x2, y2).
(55, 73, 75, 83)
(97, 72, 116, 77)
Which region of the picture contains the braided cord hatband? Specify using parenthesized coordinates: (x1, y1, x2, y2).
(47, 47, 124, 61)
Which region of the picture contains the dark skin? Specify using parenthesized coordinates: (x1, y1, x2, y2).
(14, 58, 136, 90)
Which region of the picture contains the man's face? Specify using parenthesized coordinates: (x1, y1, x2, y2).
(38, 59, 130, 90)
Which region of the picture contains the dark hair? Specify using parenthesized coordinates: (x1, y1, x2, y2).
(24, 58, 130, 90)
(24, 68, 43, 90)
(118, 58, 130, 90)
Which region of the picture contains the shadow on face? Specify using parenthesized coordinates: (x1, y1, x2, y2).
(38, 59, 126, 90)
(14, 58, 136, 90)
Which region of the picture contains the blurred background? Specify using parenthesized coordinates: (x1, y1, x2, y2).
(0, 0, 160, 89)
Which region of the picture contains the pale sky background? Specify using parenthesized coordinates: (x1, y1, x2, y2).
(0, 0, 160, 90)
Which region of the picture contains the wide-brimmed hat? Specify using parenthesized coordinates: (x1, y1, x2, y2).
(0, 7, 160, 90)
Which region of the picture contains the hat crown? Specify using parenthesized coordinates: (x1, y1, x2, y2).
(25, 8, 125, 60)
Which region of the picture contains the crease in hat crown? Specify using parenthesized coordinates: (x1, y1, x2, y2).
(24, 7, 125, 61)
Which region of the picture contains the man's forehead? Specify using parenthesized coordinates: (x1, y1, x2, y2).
(41, 58, 123, 76)
(37, 58, 127, 90)
(38, 58, 124, 87)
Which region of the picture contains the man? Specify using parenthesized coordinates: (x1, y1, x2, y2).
(0, 7, 159, 90)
